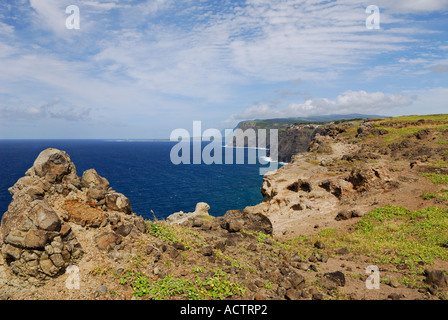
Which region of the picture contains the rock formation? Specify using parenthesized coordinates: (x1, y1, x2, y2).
(0, 148, 145, 285)
(229, 121, 323, 163)
(167, 202, 212, 226)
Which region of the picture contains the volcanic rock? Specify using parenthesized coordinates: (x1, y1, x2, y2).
(0, 148, 145, 285)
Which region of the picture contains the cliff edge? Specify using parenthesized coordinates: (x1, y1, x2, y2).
(1, 114, 448, 300)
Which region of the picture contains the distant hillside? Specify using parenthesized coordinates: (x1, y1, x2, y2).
(235, 114, 385, 128)
(230, 114, 386, 162)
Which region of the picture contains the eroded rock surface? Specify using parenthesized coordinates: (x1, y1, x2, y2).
(0, 148, 145, 285)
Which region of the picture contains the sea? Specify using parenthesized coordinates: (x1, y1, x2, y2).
(0, 140, 280, 220)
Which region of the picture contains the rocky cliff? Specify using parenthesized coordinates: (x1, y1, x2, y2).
(1, 114, 448, 301)
(230, 121, 322, 162)
(244, 116, 448, 238)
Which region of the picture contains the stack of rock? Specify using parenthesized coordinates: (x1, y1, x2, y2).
(0, 148, 146, 285)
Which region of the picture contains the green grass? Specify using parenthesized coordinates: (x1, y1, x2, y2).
(147, 222, 180, 243)
(378, 125, 447, 144)
(421, 193, 438, 200)
(289, 206, 448, 272)
(146, 221, 207, 249)
(120, 269, 246, 300)
(380, 114, 448, 123)
(421, 189, 448, 202)
(354, 206, 448, 269)
(368, 114, 448, 145)
(421, 173, 448, 184)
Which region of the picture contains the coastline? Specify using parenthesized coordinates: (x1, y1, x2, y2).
(1, 115, 448, 301)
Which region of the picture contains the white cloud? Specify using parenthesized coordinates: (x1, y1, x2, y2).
(376, 0, 448, 13)
(0, 98, 91, 122)
(29, 0, 68, 36)
(1, 0, 447, 138)
(82, 1, 120, 12)
(0, 21, 14, 36)
(391, 87, 448, 116)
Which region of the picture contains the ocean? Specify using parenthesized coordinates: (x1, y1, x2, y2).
(0, 140, 274, 220)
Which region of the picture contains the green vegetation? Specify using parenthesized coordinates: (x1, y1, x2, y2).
(146, 221, 206, 250)
(147, 222, 180, 243)
(120, 269, 246, 300)
(289, 206, 448, 272)
(421, 173, 448, 184)
(421, 189, 448, 202)
(367, 114, 448, 145)
(379, 114, 448, 123)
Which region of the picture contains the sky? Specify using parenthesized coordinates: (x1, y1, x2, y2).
(0, 0, 447, 139)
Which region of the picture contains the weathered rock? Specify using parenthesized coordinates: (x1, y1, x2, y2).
(388, 293, 402, 300)
(285, 288, 300, 300)
(347, 164, 388, 192)
(221, 210, 273, 235)
(0, 148, 146, 284)
(33, 201, 61, 231)
(2, 244, 21, 261)
(227, 219, 243, 233)
(314, 241, 325, 249)
(87, 186, 107, 201)
(96, 284, 108, 296)
(39, 256, 58, 277)
(63, 199, 107, 227)
(167, 202, 212, 226)
(287, 271, 305, 289)
(81, 169, 110, 190)
(30, 148, 77, 184)
(424, 270, 448, 289)
(114, 223, 133, 237)
(105, 192, 132, 215)
(335, 209, 361, 221)
(201, 246, 214, 256)
(318, 271, 346, 290)
(95, 232, 122, 251)
(24, 229, 49, 249)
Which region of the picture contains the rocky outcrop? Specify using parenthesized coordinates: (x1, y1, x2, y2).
(167, 203, 273, 235)
(218, 210, 273, 235)
(0, 148, 145, 285)
(167, 202, 212, 227)
(229, 121, 322, 163)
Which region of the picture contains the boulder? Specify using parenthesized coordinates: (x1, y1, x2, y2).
(29, 148, 77, 184)
(81, 169, 110, 190)
(318, 271, 346, 290)
(24, 229, 49, 249)
(335, 209, 361, 221)
(95, 232, 122, 251)
(33, 201, 61, 231)
(106, 192, 132, 215)
(424, 270, 448, 289)
(221, 210, 273, 235)
(167, 202, 212, 226)
(82, 169, 110, 202)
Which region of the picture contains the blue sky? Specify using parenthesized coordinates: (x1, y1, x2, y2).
(0, 0, 447, 139)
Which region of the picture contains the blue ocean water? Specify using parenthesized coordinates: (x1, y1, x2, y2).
(0, 140, 272, 220)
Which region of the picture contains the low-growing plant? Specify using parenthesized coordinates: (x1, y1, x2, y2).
(147, 222, 179, 243)
(421, 173, 448, 184)
(288, 206, 448, 272)
(421, 190, 448, 202)
(120, 270, 246, 300)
